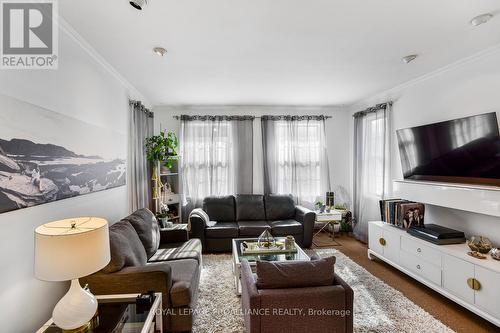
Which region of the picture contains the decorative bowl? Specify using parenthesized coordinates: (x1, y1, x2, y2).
(491, 248, 500, 261)
(467, 236, 492, 254)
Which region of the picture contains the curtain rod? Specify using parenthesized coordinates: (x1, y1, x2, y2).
(172, 115, 332, 120)
(353, 102, 392, 118)
(129, 99, 154, 118)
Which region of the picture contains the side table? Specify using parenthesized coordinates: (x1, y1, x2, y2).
(37, 293, 163, 333)
(313, 210, 343, 247)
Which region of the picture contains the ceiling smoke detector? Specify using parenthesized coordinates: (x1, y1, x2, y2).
(470, 13, 493, 26)
(153, 47, 167, 57)
(130, 0, 147, 10)
(402, 54, 418, 64)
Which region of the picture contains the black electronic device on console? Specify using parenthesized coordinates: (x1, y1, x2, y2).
(407, 224, 466, 245)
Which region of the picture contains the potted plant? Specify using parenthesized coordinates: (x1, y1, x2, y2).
(145, 130, 179, 172)
(334, 203, 348, 211)
(315, 201, 325, 213)
(334, 203, 349, 232)
(156, 203, 170, 228)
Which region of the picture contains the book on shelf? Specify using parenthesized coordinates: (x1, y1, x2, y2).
(379, 199, 425, 229)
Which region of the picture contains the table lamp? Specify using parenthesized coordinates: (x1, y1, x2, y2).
(34, 217, 110, 331)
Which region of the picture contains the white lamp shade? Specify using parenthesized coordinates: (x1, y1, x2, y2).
(35, 217, 110, 281)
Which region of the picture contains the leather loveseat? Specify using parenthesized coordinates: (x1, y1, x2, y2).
(190, 194, 315, 252)
(81, 208, 202, 332)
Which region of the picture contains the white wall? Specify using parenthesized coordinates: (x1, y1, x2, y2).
(348, 45, 500, 244)
(153, 105, 352, 205)
(0, 25, 144, 332)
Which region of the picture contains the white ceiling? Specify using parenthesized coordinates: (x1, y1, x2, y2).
(60, 0, 500, 106)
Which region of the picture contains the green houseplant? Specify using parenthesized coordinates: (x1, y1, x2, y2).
(315, 201, 325, 213)
(145, 131, 179, 169)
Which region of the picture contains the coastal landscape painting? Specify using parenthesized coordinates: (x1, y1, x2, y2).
(0, 94, 126, 214)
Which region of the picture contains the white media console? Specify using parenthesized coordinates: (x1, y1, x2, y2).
(368, 221, 500, 326)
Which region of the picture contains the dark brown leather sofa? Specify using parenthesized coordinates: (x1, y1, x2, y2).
(190, 194, 316, 252)
(81, 208, 201, 332)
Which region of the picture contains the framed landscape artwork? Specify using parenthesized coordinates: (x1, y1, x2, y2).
(0, 94, 126, 214)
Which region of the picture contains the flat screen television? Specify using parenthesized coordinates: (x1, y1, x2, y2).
(396, 112, 500, 187)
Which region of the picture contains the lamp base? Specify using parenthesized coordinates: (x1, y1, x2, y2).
(62, 322, 91, 333)
(53, 279, 98, 330)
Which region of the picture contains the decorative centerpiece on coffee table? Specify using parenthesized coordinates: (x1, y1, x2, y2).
(258, 230, 276, 248)
(240, 231, 297, 255)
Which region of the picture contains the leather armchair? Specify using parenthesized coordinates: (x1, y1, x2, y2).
(240, 260, 353, 333)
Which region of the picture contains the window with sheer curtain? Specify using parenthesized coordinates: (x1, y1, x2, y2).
(353, 103, 391, 243)
(262, 116, 331, 209)
(179, 116, 253, 215)
(182, 121, 233, 199)
(365, 117, 386, 197)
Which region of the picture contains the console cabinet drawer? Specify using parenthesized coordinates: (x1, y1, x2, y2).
(400, 251, 441, 286)
(401, 236, 442, 267)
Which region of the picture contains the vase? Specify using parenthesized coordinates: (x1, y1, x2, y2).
(160, 165, 171, 174)
(158, 217, 167, 228)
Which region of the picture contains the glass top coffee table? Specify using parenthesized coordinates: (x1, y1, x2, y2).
(36, 293, 163, 333)
(232, 237, 310, 295)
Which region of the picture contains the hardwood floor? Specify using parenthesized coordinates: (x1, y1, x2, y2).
(312, 232, 499, 333)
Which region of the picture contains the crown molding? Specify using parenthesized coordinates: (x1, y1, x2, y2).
(153, 104, 346, 112)
(58, 17, 150, 106)
(350, 42, 500, 109)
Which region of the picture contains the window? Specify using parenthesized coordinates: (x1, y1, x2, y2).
(352, 104, 391, 242)
(263, 117, 330, 209)
(181, 121, 234, 202)
(275, 121, 323, 203)
(179, 117, 253, 210)
(365, 117, 385, 196)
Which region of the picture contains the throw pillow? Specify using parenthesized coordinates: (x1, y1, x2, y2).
(256, 256, 336, 289)
(124, 208, 160, 259)
(102, 220, 148, 273)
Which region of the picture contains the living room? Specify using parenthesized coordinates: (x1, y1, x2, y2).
(1, 1, 500, 333)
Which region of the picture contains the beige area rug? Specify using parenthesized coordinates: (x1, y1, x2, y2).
(193, 249, 454, 333)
